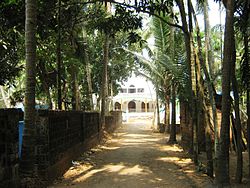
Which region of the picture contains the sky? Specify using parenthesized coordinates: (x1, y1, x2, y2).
(196, 0, 225, 28)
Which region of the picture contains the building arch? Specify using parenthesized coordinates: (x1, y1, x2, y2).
(141, 102, 145, 112)
(114, 102, 121, 110)
(128, 101, 136, 112)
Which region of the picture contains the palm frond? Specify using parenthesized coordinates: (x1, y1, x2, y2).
(152, 16, 170, 54)
(122, 48, 164, 81)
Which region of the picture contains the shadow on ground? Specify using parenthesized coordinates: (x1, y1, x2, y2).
(49, 120, 214, 188)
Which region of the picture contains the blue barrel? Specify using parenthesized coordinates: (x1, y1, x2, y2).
(18, 121, 24, 158)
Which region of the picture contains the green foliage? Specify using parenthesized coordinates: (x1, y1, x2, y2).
(152, 16, 187, 96)
(3, 0, 17, 5)
(113, 0, 176, 18)
(88, 5, 142, 37)
(9, 89, 24, 106)
(235, 0, 250, 90)
(0, 0, 24, 85)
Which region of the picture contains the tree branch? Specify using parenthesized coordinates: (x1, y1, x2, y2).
(59, 0, 185, 33)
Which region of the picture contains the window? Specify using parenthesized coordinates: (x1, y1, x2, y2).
(137, 88, 144, 93)
(120, 88, 127, 93)
(128, 88, 136, 93)
(128, 85, 136, 93)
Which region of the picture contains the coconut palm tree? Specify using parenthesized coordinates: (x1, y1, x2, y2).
(57, 0, 62, 110)
(236, 0, 250, 177)
(189, 2, 215, 177)
(100, 33, 109, 128)
(215, 0, 235, 185)
(20, 0, 37, 183)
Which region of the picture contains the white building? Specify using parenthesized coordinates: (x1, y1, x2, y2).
(113, 74, 156, 115)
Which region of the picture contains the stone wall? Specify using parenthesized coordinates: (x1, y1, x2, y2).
(0, 109, 21, 188)
(105, 115, 114, 132)
(34, 110, 100, 180)
(105, 111, 122, 132)
(111, 111, 122, 126)
(0, 109, 122, 186)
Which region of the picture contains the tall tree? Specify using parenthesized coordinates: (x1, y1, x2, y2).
(190, 2, 214, 177)
(155, 84, 161, 129)
(90, 4, 142, 128)
(20, 0, 37, 184)
(237, 0, 250, 177)
(203, 0, 215, 80)
(101, 2, 114, 129)
(175, 0, 195, 156)
(215, 0, 235, 186)
(187, 0, 199, 165)
(57, 0, 62, 109)
(82, 28, 94, 110)
(231, 37, 243, 183)
(169, 81, 177, 143)
(202, 0, 219, 161)
(168, 12, 177, 143)
(100, 34, 110, 128)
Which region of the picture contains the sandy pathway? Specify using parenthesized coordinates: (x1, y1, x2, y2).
(49, 120, 214, 188)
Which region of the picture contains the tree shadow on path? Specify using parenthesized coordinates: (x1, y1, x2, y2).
(49, 120, 214, 188)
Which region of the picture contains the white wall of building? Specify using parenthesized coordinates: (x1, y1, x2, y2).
(113, 74, 156, 110)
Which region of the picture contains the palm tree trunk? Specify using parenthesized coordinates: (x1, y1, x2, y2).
(165, 7, 174, 134)
(204, 105, 213, 177)
(191, 3, 214, 176)
(176, 0, 192, 101)
(71, 65, 80, 110)
(57, 0, 62, 110)
(20, 0, 37, 178)
(100, 34, 109, 129)
(82, 28, 94, 110)
(201, 1, 219, 158)
(231, 37, 243, 183)
(247, 90, 250, 177)
(241, 2, 250, 176)
(168, 15, 177, 142)
(196, 51, 213, 176)
(176, 0, 194, 155)
(156, 85, 160, 129)
(203, 0, 215, 80)
(164, 94, 170, 133)
(169, 82, 177, 143)
(187, 0, 198, 165)
(109, 81, 114, 111)
(215, 0, 235, 185)
(86, 60, 94, 110)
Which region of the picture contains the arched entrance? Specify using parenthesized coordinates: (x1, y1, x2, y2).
(147, 103, 149, 111)
(128, 101, 136, 112)
(141, 102, 145, 112)
(114, 102, 121, 110)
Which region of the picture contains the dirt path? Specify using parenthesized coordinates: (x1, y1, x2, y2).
(49, 120, 214, 188)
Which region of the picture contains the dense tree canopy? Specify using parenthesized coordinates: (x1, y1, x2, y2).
(0, 0, 249, 187)
(0, 0, 24, 85)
